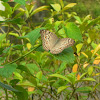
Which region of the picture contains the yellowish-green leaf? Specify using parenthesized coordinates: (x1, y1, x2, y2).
(51, 4, 61, 12)
(60, 0, 64, 8)
(76, 43, 83, 53)
(81, 52, 88, 58)
(30, 6, 49, 16)
(36, 71, 42, 80)
(49, 74, 71, 83)
(9, 32, 19, 37)
(57, 86, 69, 94)
(92, 44, 100, 58)
(88, 66, 93, 76)
(80, 72, 87, 79)
(82, 15, 91, 23)
(62, 3, 76, 11)
(87, 37, 91, 44)
(82, 78, 96, 81)
(13, 72, 23, 81)
(76, 77, 95, 83)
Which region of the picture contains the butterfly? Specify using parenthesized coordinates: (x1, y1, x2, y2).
(40, 29, 75, 54)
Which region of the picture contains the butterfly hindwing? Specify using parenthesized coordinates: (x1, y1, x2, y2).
(50, 38, 75, 54)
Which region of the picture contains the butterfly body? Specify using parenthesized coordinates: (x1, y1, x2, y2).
(40, 29, 75, 54)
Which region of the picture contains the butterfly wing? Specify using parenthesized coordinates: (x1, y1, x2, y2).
(40, 30, 58, 51)
(50, 38, 75, 54)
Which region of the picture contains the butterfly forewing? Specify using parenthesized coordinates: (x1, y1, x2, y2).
(50, 38, 75, 54)
(40, 30, 58, 51)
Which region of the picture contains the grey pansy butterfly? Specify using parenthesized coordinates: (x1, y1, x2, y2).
(40, 29, 75, 54)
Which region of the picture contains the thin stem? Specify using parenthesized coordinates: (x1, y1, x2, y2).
(4, 89, 8, 100)
(69, 86, 76, 100)
(0, 27, 5, 33)
(7, 45, 40, 64)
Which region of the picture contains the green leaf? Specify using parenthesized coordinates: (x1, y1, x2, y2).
(0, 18, 25, 24)
(14, 0, 26, 6)
(54, 21, 62, 32)
(0, 63, 17, 78)
(1, 0, 9, 2)
(2, 2, 12, 17)
(3, 45, 23, 53)
(49, 74, 71, 83)
(17, 65, 37, 86)
(26, 63, 39, 74)
(19, 27, 45, 45)
(79, 72, 87, 79)
(0, 82, 19, 92)
(66, 73, 76, 84)
(58, 62, 67, 73)
(76, 86, 92, 93)
(14, 11, 25, 18)
(57, 86, 69, 94)
(86, 16, 100, 30)
(52, 47, 75, 63)
(74, 16, 82, 24)
(0, 34, 6, 43)
(63, 22, 82, 41)
(51, 4, 61, 12)
(14, 86, 28, 100)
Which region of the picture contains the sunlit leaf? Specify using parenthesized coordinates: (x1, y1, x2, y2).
(27, 43, 32, 50)
(83, 63, 89, 68)
(62, 3, 76, 11)
(51, 4, 61, 12)
(9, 32, 19, 37)
(76, 43, 83, 53)
(30, 6, 49, 16)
